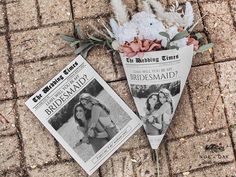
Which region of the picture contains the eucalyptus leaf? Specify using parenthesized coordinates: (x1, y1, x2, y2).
(81, 45, 94, 58)
(106, 40, 113, 49)
(195, 33, 203, 40)
(168, 45, 179, 50)
(87, 34, 103, 42)
(196, 43, 214, 53)
(171, 31, 189, 41)
(159, 32, 170, 39)
(61, 35, 77, 42)
(70, 41, 80, 47)
(74, 43, 91, 55)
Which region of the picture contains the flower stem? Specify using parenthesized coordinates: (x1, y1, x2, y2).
(151, 149, 160, 177)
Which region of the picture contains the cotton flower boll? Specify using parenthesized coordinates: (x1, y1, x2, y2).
(131, 11, 156, 24)
(115, 22, 139, 44)
(131, 12, 165, 40)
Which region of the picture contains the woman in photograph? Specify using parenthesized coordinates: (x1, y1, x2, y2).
(150, 88, 174, 134)
(79, 93, 119, 141)
(73, 103, 109, 153)
(142, 93, 163, 135)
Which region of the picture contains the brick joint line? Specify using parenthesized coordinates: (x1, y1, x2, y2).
(198, 0, 236, 164)
(2, 0, 29, 176)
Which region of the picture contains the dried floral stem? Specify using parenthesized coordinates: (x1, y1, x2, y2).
(142, 0, 153, 14)
(151, 149, 160, 177)
(189, 12, 208, 32)
(156, 150, 160, 177)
(88, 24, 112, 40)
(110, 0, 128, 25)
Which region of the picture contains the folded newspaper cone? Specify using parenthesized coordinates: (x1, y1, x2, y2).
(120, 45, 194, 149)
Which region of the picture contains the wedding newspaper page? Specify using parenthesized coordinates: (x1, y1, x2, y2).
(25, 55, 142, 175)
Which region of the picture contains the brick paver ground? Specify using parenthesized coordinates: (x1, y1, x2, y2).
(0, 0, 236, 177)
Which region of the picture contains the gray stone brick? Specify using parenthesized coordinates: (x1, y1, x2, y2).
(17, 98, 57, 166)
(168, 129, 234, 174)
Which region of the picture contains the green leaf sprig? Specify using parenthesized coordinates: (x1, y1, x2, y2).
(61, 25, 114, 58)
(159, 31, 189, 50)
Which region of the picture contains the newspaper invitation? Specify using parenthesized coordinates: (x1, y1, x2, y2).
(25, 56, 142, 175)
(120, 45, 194, 149)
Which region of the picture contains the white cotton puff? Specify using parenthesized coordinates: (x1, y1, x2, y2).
(131, 12, 166, 40)
(115, 22, 139, 44)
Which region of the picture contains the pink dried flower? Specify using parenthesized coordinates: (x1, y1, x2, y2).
(119, 38, 162, 57)
(187, 37, 199, 50)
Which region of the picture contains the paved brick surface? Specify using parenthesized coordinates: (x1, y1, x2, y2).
(192, 33, 213, 66)
(17, 98, 57, 167)
(230, 0, 236, 22)
(166, 87, 195, 139)
(215, 60, 236, 95)
(0, 171, 22, 177)
(0, 0, 236, 176)
(7, 0, 38, 31)
(73, 0, 136, 19)
(38, 0, 72, 25)
(190, 2, 204, 32)
(75, 17, 110, 39)
(14, 56, 74, 96)
(132, 147, 157, 177)
(188, 65, 227, 133)
(200, 1, 236, 61)
(168, 129, 234, 174)
(0, 100, 16, 136)
(215, 61, 236, 126)
(0, 36, 12, 100)
(231, 127, 236, 150)
(119, 128, 149, 150)
(87, 47, 117, 82)
(109, 80, 137, 112)
(0, 5, 5, 33)
(177, 162, 236, 177)
(222, 93, 236, 126)
(10, 23, 73, 63)
(132, 145, 169, 177)
(28, 162, 100, 177)
(58, 144, 72, 161)
(101, 151, 134, 177)
(0, 135, 20, 170)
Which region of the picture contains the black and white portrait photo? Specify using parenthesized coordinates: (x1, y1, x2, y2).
(131, 81, 181, 136)
(48, 79, 131, 162)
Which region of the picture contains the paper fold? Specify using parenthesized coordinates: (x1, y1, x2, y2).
(120, 45, 194, 149)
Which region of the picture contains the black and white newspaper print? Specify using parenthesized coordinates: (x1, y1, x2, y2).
(120, 45, 194, 149)
(25, 55, 142, 175)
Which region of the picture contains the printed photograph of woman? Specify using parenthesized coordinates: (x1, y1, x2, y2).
(73, 93, 120, 153)
(131, 81, 180, 136)
(73, 103, 110, 153)
(48, 79, 131, 162)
